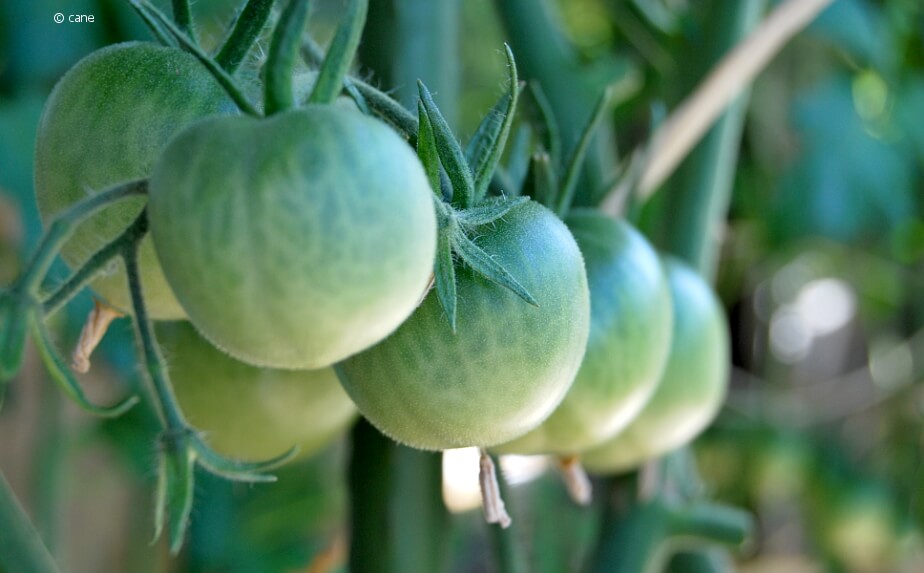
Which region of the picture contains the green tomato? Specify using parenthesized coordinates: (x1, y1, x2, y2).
(34, 42, 238, 319)
(494, 211, 672, 455)
(148, 107, 437, 370)
(156, 321, 357, 461)
(583, 257, 729, 474)
(337, 200, 590, 451)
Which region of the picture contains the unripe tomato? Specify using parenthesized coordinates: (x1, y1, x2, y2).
(156, 321, 357, 461)
(495, 211, 672, 455)
(337, 200, 590, 451)
(34, 42, 238, 319)
(148, 107, 437, 370)
(583, 257, 729, 474)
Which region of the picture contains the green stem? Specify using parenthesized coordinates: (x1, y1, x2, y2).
(309, 0, 368, 105)
(123, 219, 186, 432)
(215, 0, 276, 73)
(348, 419, 395, 573)
(31, 375, 63, 553)
(136, 1, 260, 116)
(0, 471, 61, 573)
(359, 0, 460, 122)
(16, 180, 146, 296)
(41, 211, 148, 316)
(171, 0, 196, 43)
(391, 448, 450, 573)
(663, 0, 766, 278)
(666, 503, 752, 546)
(264, 0, 311, 115)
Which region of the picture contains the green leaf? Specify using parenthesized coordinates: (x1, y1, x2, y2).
(465, 45, 520, 204)
(557, 86, 615, 216)
(457, 196, 528, 228)
(31, 319, 139, 418)
(434, 230, 457, 331)
(309, 0, 368, 104)
(418, 80, 475, 208)
(215, 0, 276, 73)
(417, 101, 443, 199)
(264, 0, 311, 114)
(451, 230, 537, 306)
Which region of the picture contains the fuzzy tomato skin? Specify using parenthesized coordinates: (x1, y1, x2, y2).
(582, 258, 730, 474)
(336, 200, 590, 451)
(156, 321, 357, 461)
(494, 211, 672, 455)
(148, 107, 437, 370)
(34, 42, 238, 319)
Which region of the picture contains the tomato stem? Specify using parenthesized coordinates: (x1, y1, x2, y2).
(347, 420, 396, 572)
(308, 0, 368, 105)
(264, 0, 311, 115)
(215, 0, 276, 73)
(16, 180, 146, 296)
(171, 0, 196, 44)
(134, 1, 260, 116)
(0, 471, 62, 573)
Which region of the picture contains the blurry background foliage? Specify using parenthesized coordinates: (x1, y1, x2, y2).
(2, 0, 924, 571)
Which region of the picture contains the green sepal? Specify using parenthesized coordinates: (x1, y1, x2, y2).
(0, 293, 30, 383)
(464, 45, 520, 205)
(264, 0, 312, 114)
(309, 0, 368, 105)
(528, 82, 562, 169)
(433, 230, 457, 332)
(505, 124, 534, 196)
(527, 152, 560, 210)
(417, 101, 444, 200)
(418, 80, 475, 208)
(343, 78, 371, 115)
(215, 0, 276, 73)
(451, 228, 537, 307)
(191, 433, 293, 483)
(153, 436, 196, 555)
(556, 86, 615, 216)
(457, 196, 528, 228)
(31, 318, 139, 418)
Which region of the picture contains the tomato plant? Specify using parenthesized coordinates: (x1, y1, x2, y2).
(148, 106, 437, 369)
(495, 210, 672, 455)
(34, 42, 238, 319)
(582, 257, 730, 474)
(156, 321, 356, 461)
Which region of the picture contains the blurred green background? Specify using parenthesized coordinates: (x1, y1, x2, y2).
(2, 0, 924, 571)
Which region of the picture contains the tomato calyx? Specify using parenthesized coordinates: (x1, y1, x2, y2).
(413, 46, 541, 329)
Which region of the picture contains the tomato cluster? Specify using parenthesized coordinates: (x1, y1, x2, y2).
(19, 0, 732, 537)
